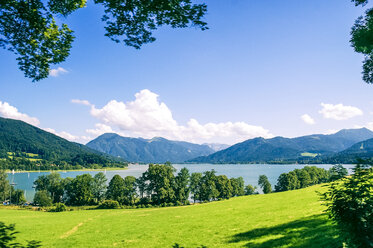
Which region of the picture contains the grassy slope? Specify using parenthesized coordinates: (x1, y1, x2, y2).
(0, 185, 342, 248)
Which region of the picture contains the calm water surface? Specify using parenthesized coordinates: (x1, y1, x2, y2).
(7, 164, 355, 201)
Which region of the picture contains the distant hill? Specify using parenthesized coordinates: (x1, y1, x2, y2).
(0, 117, 123, 168)
(327, 137, 373, 163)
(86, 133, 215, 163)
(189, 128, 373, 163)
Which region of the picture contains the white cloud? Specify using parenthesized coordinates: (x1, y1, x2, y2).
(319, 103, 363, 120)
(86, 123, 114, 136)
(71, 99, 91, 106)
(43, 127, 91, 143)
(301, 114, 315, 125)
(82, 89, 273, 144)
(0, 101, 40, 126)
(49, 67, 68, 77)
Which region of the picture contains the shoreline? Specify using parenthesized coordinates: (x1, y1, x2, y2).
(5, 167, 128, 174)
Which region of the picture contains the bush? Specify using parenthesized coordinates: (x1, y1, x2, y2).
(323, 164, 373, 248)
(97, 200, 120, 209)
(50, 203, 67, 212)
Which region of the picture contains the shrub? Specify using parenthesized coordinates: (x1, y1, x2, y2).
(323, 164, 373, 248)
(51, 203, 67, 212)
(97, 200, 120, 209)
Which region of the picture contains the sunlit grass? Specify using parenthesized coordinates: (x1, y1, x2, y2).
(0, 184, 342, 248)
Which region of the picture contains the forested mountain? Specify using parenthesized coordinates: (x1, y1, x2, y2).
(189, 128, 373, 163)
(0, 117, 125, 169)
(326, 137, 373, 163)
(86, 133, 215, 163)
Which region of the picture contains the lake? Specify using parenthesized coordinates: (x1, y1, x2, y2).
(7, 164, 355, 201)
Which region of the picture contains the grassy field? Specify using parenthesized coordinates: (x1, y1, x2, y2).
(0, 184, 342, 248)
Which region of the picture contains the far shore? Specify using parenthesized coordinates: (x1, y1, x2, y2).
(5, 167, 129, 174)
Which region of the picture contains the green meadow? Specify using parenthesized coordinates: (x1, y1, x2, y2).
(0, 184, 342, 248)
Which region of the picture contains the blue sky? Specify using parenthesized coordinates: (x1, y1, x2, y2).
(1, 0, 373, 145)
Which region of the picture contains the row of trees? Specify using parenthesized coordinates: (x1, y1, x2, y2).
(33, 164, 258, 207)
(0, 156, 127, 171)
(254, 165, 349, 194)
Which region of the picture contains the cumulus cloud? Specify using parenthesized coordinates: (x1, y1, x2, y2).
(71, 99, 91, 106)
(0, 101, 40, 126)
(79, 89, 273, 144)
(301, 114, 315, 125)
(319, 103, 363, 120)
(49, 67, 68, 77)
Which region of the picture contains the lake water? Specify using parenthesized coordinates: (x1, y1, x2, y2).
(6, 164, 355, 201)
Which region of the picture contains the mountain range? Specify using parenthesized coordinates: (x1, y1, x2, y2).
(189, 128, 373, 163)
(86, 133, 215, 163)
(2, 115, 373, 165)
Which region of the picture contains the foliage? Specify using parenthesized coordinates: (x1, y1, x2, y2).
(33, 190, 52, 207)
(0, 170, 10, 202)
(122, 176, 137, 206)
(189, 172, 202, 203)
(65, 174, 94, 206)
(328, 164, 348, 181)
(174, 168, 190, 203)
(244, 185, 258, 195)
(323, 163, 373, 248)
(97, 200, 120, 209)
(106, 175, 125, 203)
(144, 164, 176, 205)
(258, 175, 272, 194)
(275, 166, 330, 192)
(50, 203, 67, 212)
(0, 0, 207, 81)
(10, 189, 26, 205)
(199, 170, 219, 201)
(91, 172, 107, 203)
(0, 222, 41, 248)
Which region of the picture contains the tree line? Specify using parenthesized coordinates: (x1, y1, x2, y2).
(31, 163, 258, 209)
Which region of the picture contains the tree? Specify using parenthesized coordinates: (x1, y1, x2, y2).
(0, 170, 10, 202)
(174, 167, 190, 204)
(294, 169, 311, 189)
(92, 172, 107, 203)
(144, 164, 175, 205)
(0, 0, 208, 82)
(244, 185, 257, 195)
(199, 170, 219, 201)
(65, 174, 94, 205)
(230, 177, 245, 197)
(329, 164, 348, 182)
(136, 175, 147, 200)
(0, 222, 41, 248)
(106, 175, 125, 203)
(33, 173, 65, 203)
(33, 190, 52, 207)
(189, 172, 202, 203)
(258, 175, 272, 194)
(350, 0, 373, 83)
(215, 175, 232, 200)
(323, 163, 373, 248)
(122, 176, 137, 206)
(10, 189, 26, 205)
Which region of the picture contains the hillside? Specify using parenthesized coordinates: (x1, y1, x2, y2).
(327, 137, 373, 163)
(0, 184, 342, 247)
(86, 133, 215, 163)
(189, 128, 373, 163)
(0, 117, 124, 168)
